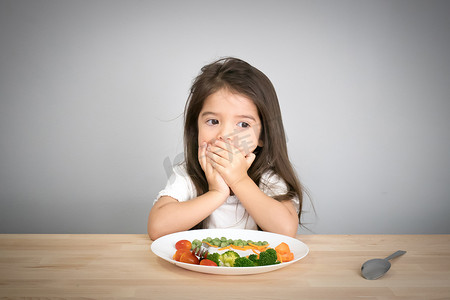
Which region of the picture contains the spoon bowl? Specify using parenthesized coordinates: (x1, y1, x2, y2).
(361, 250, 406, 280)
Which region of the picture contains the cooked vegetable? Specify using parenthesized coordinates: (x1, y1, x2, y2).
(173, 249, 190, 261)
(173, 238, 294, 267)
(234, 257, 256, 267)
(201, 237, 269, 249)
(175, 240, 192, 251)
(220, 250, 240, 267)
(278, 252, 294, 262)
(206, 252, 220, 266)
(199, 259, 218, 266)
(248, 242, 269, 252)
(257, 248, 279, 266)
(191, 239, 202, 250)
(275, 242, 290, 254)
(248, 254, 259, 263)
(179, 251, 199, 264)
(275, 242, 294, 262)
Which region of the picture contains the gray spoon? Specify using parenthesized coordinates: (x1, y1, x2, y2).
(361, 250, 406, 280)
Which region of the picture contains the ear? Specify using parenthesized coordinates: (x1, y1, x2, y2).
(257, 139, 264, 147)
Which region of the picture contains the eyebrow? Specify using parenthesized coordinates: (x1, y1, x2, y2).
(200, 111, 217, 118)
(200, 111, 257, 122)
(237, 114, 257, 122)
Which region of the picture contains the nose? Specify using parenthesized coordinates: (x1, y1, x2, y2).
(217, 122, 235, 142)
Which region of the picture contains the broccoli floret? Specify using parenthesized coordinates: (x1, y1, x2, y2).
(220, 250, 240, 267)
(207, 253, 220, 266)
(248, 254, 258, 263)
(234, 257, 256, 267)
(257, 248, 279, 266)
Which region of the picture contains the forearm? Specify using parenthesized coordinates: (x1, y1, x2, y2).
(230, 176, 299, 237)
(147, 191, 227, 240)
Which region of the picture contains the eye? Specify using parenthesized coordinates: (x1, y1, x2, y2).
(237, 121, 250, 128)
(206, 119, 219, 125)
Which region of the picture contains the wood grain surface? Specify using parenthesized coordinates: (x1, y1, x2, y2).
(0, 234, 449, 299)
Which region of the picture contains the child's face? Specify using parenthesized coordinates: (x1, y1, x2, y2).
(197, 89, 263, 155)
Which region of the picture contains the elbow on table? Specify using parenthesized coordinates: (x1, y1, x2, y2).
(272, 222, 299, 238)
(281, 225, 299, 238)
(147, 215, 166, 241)
(147, 223, 164, 241)
(259, 222, 298, 238)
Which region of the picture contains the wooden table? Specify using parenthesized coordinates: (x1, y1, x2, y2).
(0, 234, 449, 299)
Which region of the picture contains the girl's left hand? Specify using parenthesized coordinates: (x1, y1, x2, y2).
(206, 138, 256, 187)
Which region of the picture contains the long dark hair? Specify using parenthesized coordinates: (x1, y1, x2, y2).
(184, 57, 303, 229)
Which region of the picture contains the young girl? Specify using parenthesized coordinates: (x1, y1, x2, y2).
(148, 57, 303, 240)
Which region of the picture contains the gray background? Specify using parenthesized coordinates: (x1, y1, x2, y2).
(1, 0, 449, 234)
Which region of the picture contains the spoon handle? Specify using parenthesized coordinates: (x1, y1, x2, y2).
(385, 250, 406, 261)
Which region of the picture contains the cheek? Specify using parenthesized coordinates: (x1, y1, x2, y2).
(197, 127, 214, 145)
(233, 131, 259, 154)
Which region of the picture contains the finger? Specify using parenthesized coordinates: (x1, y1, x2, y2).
(205, 156, 213, 175)
(207, 155, 224, 173)
(206, 148, 227, 168)
(214, 139, 242, 161)
(214, 139, 234, 154)
(208, 144, 231, 160)
(245, 152, 256, 168)
(198, 142, 207, 171)
(225, 138, 247, 157)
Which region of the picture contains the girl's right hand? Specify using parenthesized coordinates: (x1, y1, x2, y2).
(199, 142, 230, 197)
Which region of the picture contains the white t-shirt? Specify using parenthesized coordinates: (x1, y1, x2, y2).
(154, 164, 300, 230)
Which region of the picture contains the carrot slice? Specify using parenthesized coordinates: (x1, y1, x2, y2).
(248, 242, 269, 252)
(278, 252, 294, 262)
(277, 252, 283, 263)
(287, 252, 294, 261)
(231, 245, 253, 251)
(203, 241, 218, 248)
(275, 242, 294, 262)
(275, 242, 290, 254)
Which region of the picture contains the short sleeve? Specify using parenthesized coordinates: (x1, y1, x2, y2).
(259, 171, 300, 214)
(154, 164, 196, 204)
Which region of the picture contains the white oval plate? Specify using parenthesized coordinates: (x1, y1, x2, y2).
(151, 228, 309, 275)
